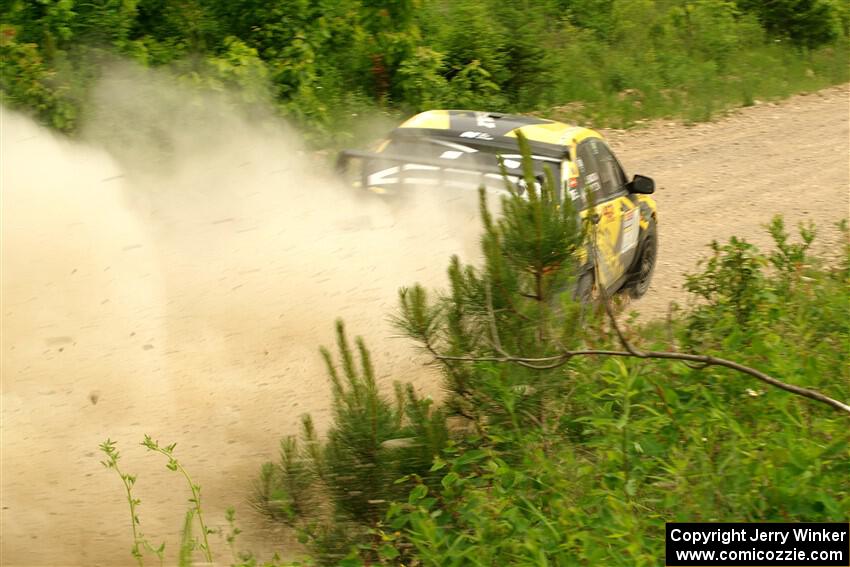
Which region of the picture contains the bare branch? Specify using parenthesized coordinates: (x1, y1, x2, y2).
(591, 224, 642, 357)
(432, 349, 850, 415)
(428, 223, 850, 416)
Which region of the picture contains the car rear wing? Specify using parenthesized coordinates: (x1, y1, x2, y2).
(336, 149, 560, 195)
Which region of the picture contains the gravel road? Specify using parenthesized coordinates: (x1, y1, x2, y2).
(607, 84, 849, 317)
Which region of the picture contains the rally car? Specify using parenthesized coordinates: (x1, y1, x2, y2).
(337, 110, 658, 299)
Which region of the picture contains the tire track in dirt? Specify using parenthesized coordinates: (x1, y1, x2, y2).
(2, 82, 848, 566)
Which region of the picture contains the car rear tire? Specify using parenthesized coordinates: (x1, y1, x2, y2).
(549, 269, 595, 319)
(573, 270, 595, 303)
(626, 220, 657, 299)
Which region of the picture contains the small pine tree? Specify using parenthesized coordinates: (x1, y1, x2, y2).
(254, 320, 447, 564)
(395, 132, 592, 433)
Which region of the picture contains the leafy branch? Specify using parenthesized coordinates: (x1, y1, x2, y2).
(98, 440, 165, 567)
(141, 435, 214, 564)
(429, 326, 850, 415)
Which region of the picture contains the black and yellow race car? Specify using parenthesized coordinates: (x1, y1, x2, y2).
(337, 110, 658, 299)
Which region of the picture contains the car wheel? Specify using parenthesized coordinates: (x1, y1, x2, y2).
(549, 269, 595, 319)
(627, 220, 657, 299)
(573, 270, 595, 303)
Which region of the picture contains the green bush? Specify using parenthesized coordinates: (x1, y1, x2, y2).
(0, 25, 78, 130)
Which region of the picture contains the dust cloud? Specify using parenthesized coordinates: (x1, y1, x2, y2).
(1, 66, 481, 566)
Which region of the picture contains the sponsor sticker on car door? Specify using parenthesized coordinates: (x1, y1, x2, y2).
(621, 209, 639, 253)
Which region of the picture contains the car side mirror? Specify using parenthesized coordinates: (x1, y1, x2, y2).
(627, 174, 655, 194)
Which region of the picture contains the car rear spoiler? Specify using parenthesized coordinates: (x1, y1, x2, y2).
(336, 149, 558, 193)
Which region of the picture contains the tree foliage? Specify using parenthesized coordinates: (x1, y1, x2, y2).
(2, 0, 848, 144)
(735, 0, 841, 48)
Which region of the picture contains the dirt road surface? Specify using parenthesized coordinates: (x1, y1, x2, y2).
(605, 85, 850, 317)
(2, 82, 848, 566)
